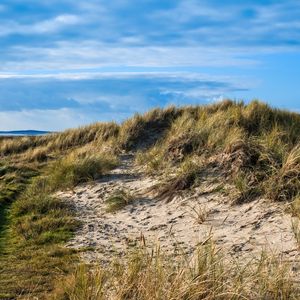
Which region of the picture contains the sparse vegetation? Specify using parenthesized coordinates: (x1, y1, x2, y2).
(188, 203, 209, 224)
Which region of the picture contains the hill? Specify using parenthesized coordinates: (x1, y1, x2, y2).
(0, 100, 300, 299)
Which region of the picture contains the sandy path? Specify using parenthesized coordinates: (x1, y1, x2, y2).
(59, 154, 300, 267)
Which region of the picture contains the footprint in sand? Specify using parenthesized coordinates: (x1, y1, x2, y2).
(62, 153, 300, 268)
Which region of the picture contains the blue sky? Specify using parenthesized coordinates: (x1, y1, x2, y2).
(0, 0, 299, 130)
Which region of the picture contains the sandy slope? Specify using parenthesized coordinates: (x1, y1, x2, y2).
(59, 154, 299, 269)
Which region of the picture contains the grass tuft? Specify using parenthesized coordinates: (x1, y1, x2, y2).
(105, 189, 134, 213)
(49, 149, 118, 190)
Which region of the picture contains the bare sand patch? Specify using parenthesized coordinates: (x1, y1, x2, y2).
(58, 154, 299, 270)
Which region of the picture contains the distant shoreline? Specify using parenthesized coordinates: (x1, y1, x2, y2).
(0, 130, 51, 137)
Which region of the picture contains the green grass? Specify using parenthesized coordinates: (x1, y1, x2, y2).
(0, 144, 118, 299)
(48, 149, 118, 190)
(0, 203, 10, 254)
(0, 162, 38, 254)
(0, 174, 78, 299)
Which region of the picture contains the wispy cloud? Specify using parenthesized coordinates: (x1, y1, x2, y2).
(0, 0, 299, 130)
(0, 14, 81, 37)
(0, 43, 262, 72)
(0, 72, 251, 130)
(0, 0, 299, 72)
(0, 108, 119, 131)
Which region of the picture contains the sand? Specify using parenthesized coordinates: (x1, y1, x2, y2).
(58, 154, 300, 269)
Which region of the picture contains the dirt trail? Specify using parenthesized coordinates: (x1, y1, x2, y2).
(59, 154, 300, 268)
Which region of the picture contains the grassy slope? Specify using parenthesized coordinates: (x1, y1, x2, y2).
(136, 100, 300, 205)
(0, 101, 300, 299)
(0, 128, 120, 299)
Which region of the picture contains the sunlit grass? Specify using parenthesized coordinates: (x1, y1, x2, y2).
(1, 100, 300, 298)
(52, 243, 299, 300)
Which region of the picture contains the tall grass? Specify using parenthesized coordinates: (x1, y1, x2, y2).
(0, 122, 119, 158)
(117, 106, 181, 150)
(136, 100, 300, 203)
(53, 243, 298, 300)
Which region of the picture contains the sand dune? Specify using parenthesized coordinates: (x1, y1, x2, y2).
(59, 154, 300, 271)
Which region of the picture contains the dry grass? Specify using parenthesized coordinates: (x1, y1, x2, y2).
(188, 203, 209, 224)
(156, 157, 204, 200)
(52, 242, 299, 300)
(291, 219, 300, 247)
(136, 100, 300, 204)
(117, 106, 181, 150)
(265, 144, 300, 202)
(0, 122, 119, 159)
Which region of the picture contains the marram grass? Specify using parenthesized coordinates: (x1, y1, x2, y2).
(52, 242, 299, 300)
(0, 100, 300, 298)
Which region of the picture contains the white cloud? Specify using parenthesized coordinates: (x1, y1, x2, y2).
(0, 14, 81, 36)
(0, 108, 129, 131)
(0, 70, 255, 92)
(32, 14, 81, 34)
(153, 0, 233, 24)
(0, 0, 298, 73)
(0, 42, 261, 72)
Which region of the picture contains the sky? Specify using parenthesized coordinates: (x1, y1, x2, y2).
(0, 0, 299, 131)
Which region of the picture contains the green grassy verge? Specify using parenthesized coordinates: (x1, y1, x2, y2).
(0, 149, 118, 299)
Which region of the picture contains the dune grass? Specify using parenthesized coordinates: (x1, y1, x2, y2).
(48, 148, 118, 191)
(117, 106, 181, 150)
(136, 100, 300, 204)
(0, 172, 76, 299)
(1, 100, 300, 298)
(0, 143, 118, 299)
(0, 122, 119, 160)
(52, 242, 299, 300)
